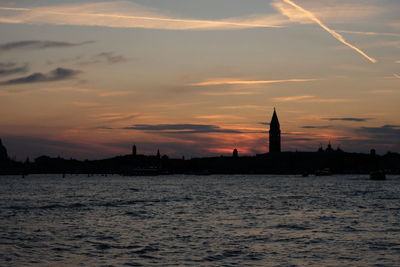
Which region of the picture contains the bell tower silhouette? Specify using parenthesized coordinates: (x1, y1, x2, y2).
(269, 108, 281, 153)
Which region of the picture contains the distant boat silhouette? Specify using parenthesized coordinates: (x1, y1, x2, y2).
(192, 170, 211, 176)
(369, 171, 386, 180)
(121, 168, 159, 176)
(315, 168, 332, 176)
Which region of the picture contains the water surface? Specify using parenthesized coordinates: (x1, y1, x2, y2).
(1, 174, 399, 266)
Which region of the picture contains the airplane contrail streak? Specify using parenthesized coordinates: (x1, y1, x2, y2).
(0, 5, 283, 30)
(281, 0, 377, 63)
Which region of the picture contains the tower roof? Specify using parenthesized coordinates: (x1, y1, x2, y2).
(270, 108, 280, 127)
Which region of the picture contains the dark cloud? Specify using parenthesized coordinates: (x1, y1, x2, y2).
(0, 62, 28, 77)
(325, 117, 373, 122)
(0, 40, 94, 52)
(0, 68, 80, 86)
(259, 122, 270, 126)
(301, 125, 331, 129)
(122, 124, 244, 134)
(96, 52, 129, 64)
(78, 52, 129, 65)
(95, 126, 114, 130)
(329, 125, 400, 154)
(358, 125, 400, 137)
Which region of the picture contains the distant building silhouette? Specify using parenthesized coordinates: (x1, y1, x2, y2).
(318, 143, 344, 153)
(132, 145, 137, 156)
(232, 148, 238, 158)
(326, 142, 334, 153)
(269, 108, 281, 153)
(0, 138, 8, 161)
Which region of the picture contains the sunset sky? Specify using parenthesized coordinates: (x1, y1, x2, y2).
(0, 0, 399, 160)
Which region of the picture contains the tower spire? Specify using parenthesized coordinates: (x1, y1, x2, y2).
(269, 108, 281, 153)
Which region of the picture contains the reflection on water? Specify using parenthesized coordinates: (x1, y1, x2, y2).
(1, 174, 399, 266)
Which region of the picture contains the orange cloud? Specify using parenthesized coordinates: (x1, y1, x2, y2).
(98, 91, 134, 97)
(190, 78, 316, 86)
(201, 91, 258, 96)
(273, 95, 352, 103)
(218, 105, 265, 110)
(195, 115, 244, 120)
(273, 95, 314, 102)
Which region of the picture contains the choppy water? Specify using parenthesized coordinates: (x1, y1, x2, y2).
(0, 174, 399, 266)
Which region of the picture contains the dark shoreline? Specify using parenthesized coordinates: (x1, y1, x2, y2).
(1, 151, 400, 175)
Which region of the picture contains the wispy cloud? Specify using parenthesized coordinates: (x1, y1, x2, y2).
(78, 52, 129, 66)
(301, 125, 331, 129)
(273, 95, 351, 103)
(368, 89, 396, 95)
(0, 2, 283, 30)
(201, 91, 258, 96)
(190, 78, 316, 86)
(394, 74, 400, 79)
(0, 40, 93, 52)
(218, 105, 265, 110)
(337, 30, 400, 37)
(273, 95, 314, 102)
(358, 40, 400, 49)
(278, 0, 377, 63)
(195, 115, 244, 120)
(71, 101, 103, 108)
(98, 91, 134, 97)
(122, 124, 244, 134)
(304, 98, 352, 103)
(0, 62, 28, 77)
(0, 68, 80, 86)
(91, 113, 140, 123)
(325, 117, 373, 122)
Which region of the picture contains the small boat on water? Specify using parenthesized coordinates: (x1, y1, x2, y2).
(369, 171, 386, 180)
(315, 168, 332, 176)
(121, 168, 159, 176)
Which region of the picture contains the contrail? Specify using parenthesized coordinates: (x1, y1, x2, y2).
(281, 0, 377, 63)
(0, 4, 283, 30)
